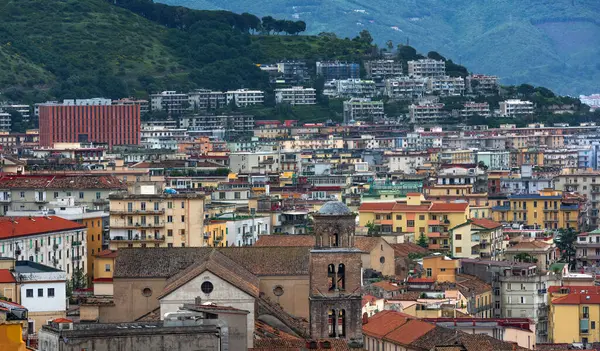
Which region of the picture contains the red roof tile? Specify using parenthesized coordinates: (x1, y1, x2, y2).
(429, 203, 469, 212)
(372, 281, 402, 292)
(0, 216, 85, 239)
(93, 278, 113, 283)
(254, 235, 315, 247)
(470, 218, 502, 229)
(363, 310, 410, 338)
(392, 204, 430, 212)
(53, 318, 73, 323)
(407, 277, 435, 283)
(95, 249, 118, 258)
(553, 294, 600, 305)
(383, 319, 436, 345)
(358, 202, 396, 211)
(548, 286, 600, 295)
(0, 269, 15, 283)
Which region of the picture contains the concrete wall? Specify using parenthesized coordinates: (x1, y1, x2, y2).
(159, 271, 255, 348)
(20, 282, 66, 313)
(259, 275, 309, 319)
(0, 282, 17, 302)
(28, 310, 66, 334)
(104, 278, 166, 322)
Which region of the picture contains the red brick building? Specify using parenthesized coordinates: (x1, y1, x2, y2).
(39, 104, 140, 148)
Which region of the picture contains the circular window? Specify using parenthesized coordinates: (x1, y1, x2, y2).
(142, 287, 152, 297)
(201, 281, 214, 294)
(380, 256, 385, 264)
(273, 286, 284, 297)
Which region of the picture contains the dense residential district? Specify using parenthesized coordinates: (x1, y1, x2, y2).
(1, 58, 600, 351)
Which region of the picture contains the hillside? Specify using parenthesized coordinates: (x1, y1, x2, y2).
(0, 0, 372, 102)
(159, 0, 600, 95)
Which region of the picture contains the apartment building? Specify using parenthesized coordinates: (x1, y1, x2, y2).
(383, 151, 428, 173)
(149, 91, 189, 115)
(0, 104, 31, 121)
(324, 79, 377, 98)
(466, 74, 499, 95)
(427, 76, 466, 96)
(315, 61, 360, 80)
(274, 87, 316, 105)
(384, 76, 427, 100)
(141, 126, 188, 150)
(358, 193, 469, 250)
(491, 190, 581, 230)
(476, 151, 510, 170)
(0, 216, 87, 280)
(277, 61, 309, 84)
(229, 150, 280, 174)
(343, 98, 385, 124)
(225, 89, 264, 107)
(112, 98, 149, 115)
(0, 111, 10, 132)
(364, 59, 402, 79)
(575, 229, 600, 269)
(500, 99, 534, 117)
(107, 185, 205, 250)
(549, 286, 600, 345)
(187, 89, 228, 110)
(407, 59, 446, 78)
(504, 240, 558, 272)
(179, 114, 254, 133)
(403, 132, 443, 150)
(409, 102, 447, 124)
(460, 102, 491, 118)
(0, 175, 126, 215)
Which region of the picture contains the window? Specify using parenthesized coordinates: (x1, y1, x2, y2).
(426, 268, 432, 277)
(396, 215, 402, 220)
(273, 286, 284, 296)
(79, 192, 84, 199)
(20, 191, 25, 198)
(181, 215, 185, 222)
(53, 192, 59, 198)
(201, 281, 214, 294)
(142, 288, 152, 297)
(593, 321, 596, 330)
(168, 243, 173, 248)
(105, 264, 111, 272)
(154, 202, 159, 211)
(140, 202, 146, 211)
(96, 192, 101, 200)
(440, 268, 446, 272)
(167, 229, 173, 237)
(167, 202, 173, 209)
(48, 288, 55, 297)
(455, 234, 462, 240)
(407, 220, 415, 227)
(38, 288, 43, 297)
(520, 296, 525, 303)
(167, 216, 173, 223)
(456, 247, 462, 253)
(26, 289, 33, 298)
(419, 215, 425, 220)
(380, 256, 385, 264)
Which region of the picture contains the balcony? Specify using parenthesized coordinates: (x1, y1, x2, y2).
(72, 255, 82, 261)
(111, 222, 165, 229)
(34, 198, 47, 204)
(282, 218, 308, 226)
(110, 209, 165, 215)
(0, 195, 11, 202)
(543, 208, 559, 212)
(203, 233, 210, 240)
(71, 241, 82, 246)
(93, 198, 109, 205)
(110, 235, 165, 242)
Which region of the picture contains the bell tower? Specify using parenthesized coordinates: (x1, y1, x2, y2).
(309, 201, 363, 345)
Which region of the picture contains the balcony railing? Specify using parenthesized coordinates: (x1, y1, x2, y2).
(71, 241, 82, 246)
(72, 255, 82, 261)
(110, 209, 165, 215)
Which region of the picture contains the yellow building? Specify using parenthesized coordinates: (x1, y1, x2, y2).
(92, 249, 117, 296)
(108, 191, 205, 250)
(422, 255, 460, 283)
(491, 189, 580, 230)
(203, 220, 227, 247)
(549, 287, 600, 344)
(0, 320, 26, 351)
(439, 149, 475, 164)
(450, 219, 505, 260)
(81, 215, 107, 282)
(358, 193, 469, 251)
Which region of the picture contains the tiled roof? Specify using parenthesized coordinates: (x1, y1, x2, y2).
(407, 277, 435, 283)
(0, 216, 85, 240)
(358, 202, 396, 211)
(159, 250, 260, 299)
(552, 294, 600, 305)
(0, 175, 126, 190)
(506, 240, 552, 251)
(470, 218, 502, 229)
(383, 319, 436, 345)
(53, 318, 73, 323)
(354, 237, 384, 252)
(429, 203, 469, 212)
(371, 281, 402, 292)
(412, 327, 530, 351)
(362, 294, 379, 307)
(455, 274, 492, 296)
(0, 269, 15, 283)
(114, 247, 311, 278)
(254, 235, 315, 247)
(250, 339, 360, 351)
(392, 204, 430, 212)
(548, 286, 600, 295)
(363, 310, 410, 338)
(95, 249, 117, 258)
(391, 243, 430, 257)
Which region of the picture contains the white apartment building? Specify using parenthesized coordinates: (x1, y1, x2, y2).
(150, 91, 189, 116)
(226, 89, 264, 107)
(476, 151, 511, 170)
(364, 59, 403, 78)
(15, 261, 67, 334)
(214, 213, 271, 247)
(229, 150, 281, 174)
(113, 98, 149, 115)
(0, 112, 10, 131)
(343, 98, 385, 124)
(403, 132, 443, 150)
(188, 89, 228, 110)
(409, 102, 447, 124)
(466, 74, 500, 95)
(0, 216, 87, 281)
(500, 99, 534, 117)
(383, 151, 428, 174)
(461, 102, 491, 118)
(427, 76, 465, 96)
(0, 104, 31, 121)
(326, 79, 377, 98)
(179, 114, 254, 132)
(384, 77, 427, 100)
(407, 59, 446, 78)
(141, 126, 189, 150)
(274, 87, 316, 105)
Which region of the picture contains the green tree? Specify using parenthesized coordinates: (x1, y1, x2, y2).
(366, 221, 379, 236)
(358, 30, 373, 44)
(555, 228, 578, 269)
(514, 252, 537, 263)
(417, 233, 429, 248)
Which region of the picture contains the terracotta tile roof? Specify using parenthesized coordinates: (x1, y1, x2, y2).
(506, 240, 552, 251)
(392, 204, 431, 212)
(159, 250, 260, 299)
(552, 294, 600, 305)
(412, 327, 529, 351)
(470, 218, 502, 229)
(53, 318, 73, 323)
(535, 344, 570, 351)
(371, 281, 402, 292)
(95, 249, 117, 258)
(407, 277, 435, 283)
(254, 235, 315, 247)
(358, 202, 396, 211)
(455, 274, 492, 296)
(363, 310, 410, 338)
(0, 216, 85, 240)
(250, 339, 360, 351)
(391, 243, 430, 258)
(383, 319, 436, 345)
(388, 291, 424, 301)
(548, 286, 600, 295)
(354, 237, 384, 252)
(0, 269, 15, 283)
(362, 294, 379, 307)
(0, 175, 126, 190)
(254, 320, 302, 342)
(429, 203, 469, 212)
(114, 247, 311, 278)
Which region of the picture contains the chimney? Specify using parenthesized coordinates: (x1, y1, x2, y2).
(195, 296, 202, 305)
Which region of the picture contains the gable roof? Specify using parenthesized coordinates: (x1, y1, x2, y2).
(0, 269, 15, 283)
(159, 250, 259, 299)
(391, 243, 430, 258)
(383, 319, 436, 345)
(429, 203, 469, 212)
(358, 202, 396, 212)
(0, 216, 85, 240)
(254, 235, 314, 247)
(95, 249, 117, 258)
(470, 218, 502, 230)
(552, 294, 600, 305)
(362, 310, 411, 338)
(505, 240, 552, 251)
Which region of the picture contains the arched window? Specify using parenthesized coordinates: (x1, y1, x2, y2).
(338, 309, 346, 337)
(328, 264, 336, 291)
(337, 264, 345, 291)
(328, 309, 337, 337)
(332, 233, 339, 247)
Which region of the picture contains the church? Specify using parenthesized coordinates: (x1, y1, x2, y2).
(89, 201, 365, 348)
